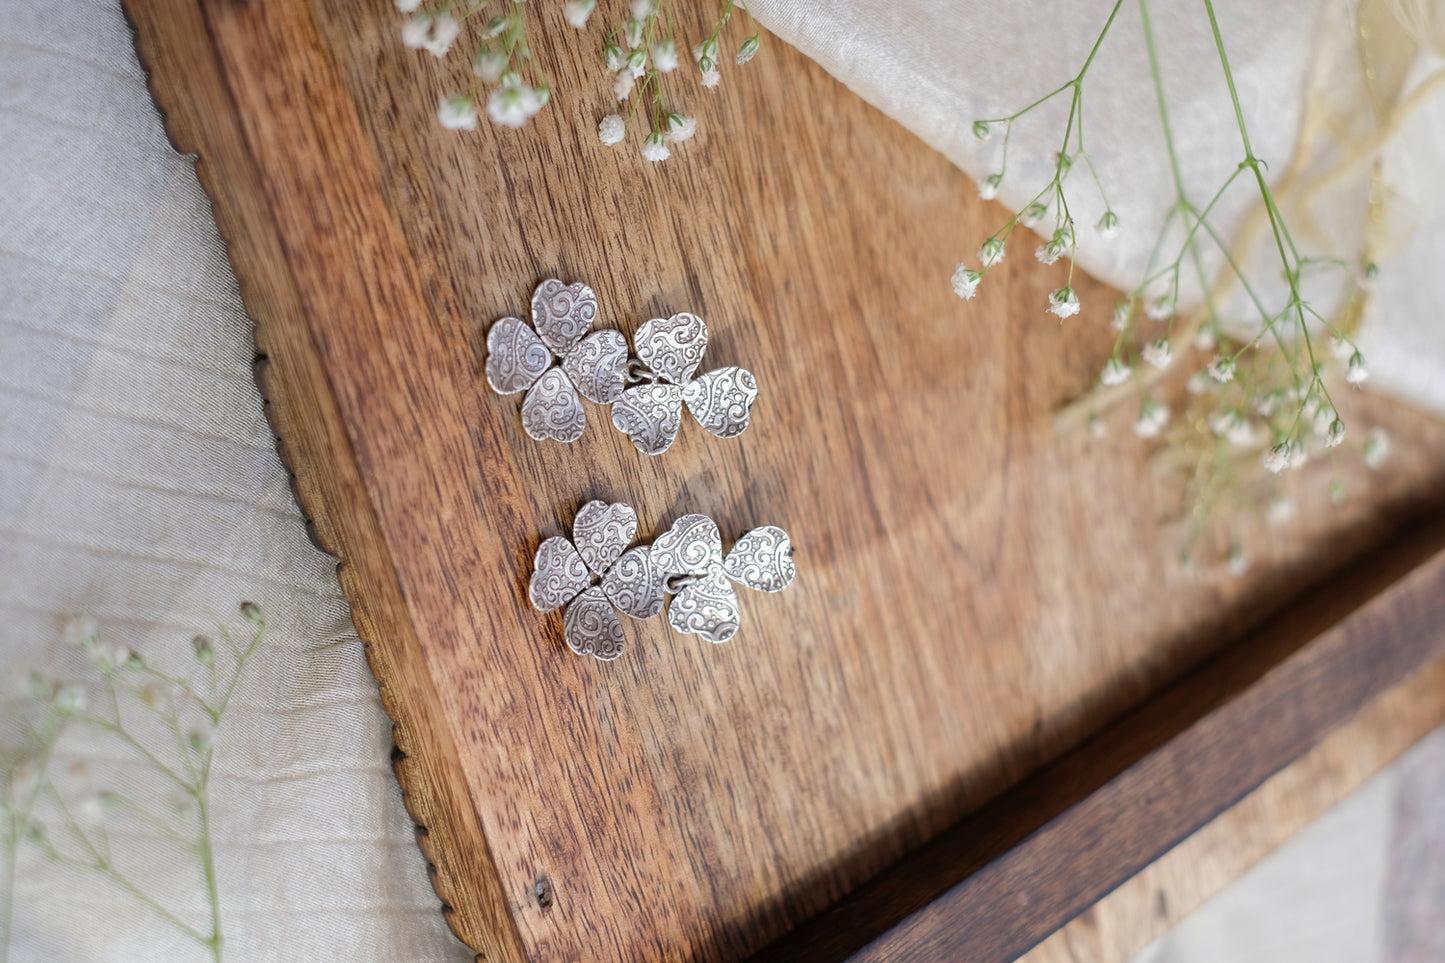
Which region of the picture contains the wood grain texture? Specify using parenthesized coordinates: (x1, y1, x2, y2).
(754, 512, 1445, 963)
(1021, 665, 1445, 963)
(123, 2, 1445, 961)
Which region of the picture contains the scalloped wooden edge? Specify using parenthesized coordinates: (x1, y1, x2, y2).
(120, 3, 518, 959)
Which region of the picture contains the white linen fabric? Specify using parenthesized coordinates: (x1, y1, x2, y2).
(0, 1, 470, 960)
(746, 0, 1445, 418)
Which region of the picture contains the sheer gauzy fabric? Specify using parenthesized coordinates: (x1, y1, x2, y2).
(0, 0, 470, 959)
(747, 0, 1445, 418)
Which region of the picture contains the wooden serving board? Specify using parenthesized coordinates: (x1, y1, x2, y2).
(125, 1, 1445, 960)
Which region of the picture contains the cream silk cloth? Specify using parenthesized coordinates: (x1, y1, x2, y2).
(2, 0, 1442, 960)
(747, 0, 1445, 418)
(0, 0, 469, 959)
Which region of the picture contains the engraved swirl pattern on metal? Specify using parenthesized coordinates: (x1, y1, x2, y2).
(610, 383, 685, 455)
(571, 500, 638, 575)
(601, 546, 666, 620)
(563, 586, 626, 661)
(649, 514, 724, 577)
(529, 536, 591, 612)
(484, 316, 551, 394)
(520, 367, 586, 443)
(722, 526, 796, 593)
(531, 279, 597, 357)
(634, 312, 708, 384)
(667, 572, 741, 643)
(682, 366, 758, 439)
(562, 329, 629, 405)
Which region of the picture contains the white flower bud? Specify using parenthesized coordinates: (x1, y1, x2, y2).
(651, 39, 679, 72)
(972, 120, 991, 141)
(951, 265, 982, 300)
(474, 47, 509, 83)
(1207, 356, 1236, 383)
(598, 114, 626, 146)
(1345, 351, 1368, 384)
(1095, 210, 1119, 239)
(563, 0, 595, 28)
(977, 173, 1001, 201)
(1141, 338, 1172, 370)
(438, 95, 477, 130)
(641, 130, 670, 162)
(1047, 286, 1079, 319)
(979, 237, 1005, 267)
(736, 35, 760, 65)
(664, 113, 696, 143)
(1099, 357, 1130, 386)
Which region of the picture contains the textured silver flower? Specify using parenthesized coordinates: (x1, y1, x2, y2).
(649, 514, 796, 643)
(485, 279, 629, 443)
(528, 500, 665, 660)
(611, 313, 759, 455)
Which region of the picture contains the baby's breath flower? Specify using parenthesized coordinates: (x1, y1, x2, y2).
(1144, 295, 1174, 322)
(1141, 338, 1172, 370)
(598, 113, 626, 145)
(1363, 427, 1390, 469)
(624, 16, 644, 48)
(424, 11, 460, 56)
(438, 95, 477, 130)
(192, 634, 215, 665)
(1095, 210, 1120, 239)
(474, 47, 509, 83)
(1329, 336, 1355, 361)
(63, 616, 98, 649)
(1226, 546, 1250, 577)
(1035, 232, 1068, 266)
(979, 237, 1005, 267)
(737, 35, 760, 65)
(1047, 286, 1079, 319)
(641, 130, 670, 162)
(1207, 355, 1236, 383)
(1326, 418, 1346, 448)
(624, 48, 647, 77)
(564, 0, 595, 28)
(1099, 357, 1130, 386)
(972, 120, 992, 141)
(951, 265, 982, 300)
(651, 39, 679, 72)
(700, 65, 721, 88)
(630, 0, 653, 16)
(401, 13, 432, 49)
(1267, 495, 1295, 527)
(1111, 298, 1132, 331)
(664, 113, 696, 143)
(1345, 351, 1368, 385)
(488, 82, 543, 128)
(1209, 409, 1256, 447)
(605, 43, 627, 72)
(484, 15, 509, 37)
(1021, 202, 1048, 226)
(1186, 370, 1215, 395)
(693, 39, 718, 64)
(1264, 439, 1307, 474)
(1193, 326, 1217, 351)
(395, 0, 422, 12)
(612, 70, 636, 101)
(55, 684, 87, 715)
(978, 174, 1001, 201)
(1133, 398, 1170, 438)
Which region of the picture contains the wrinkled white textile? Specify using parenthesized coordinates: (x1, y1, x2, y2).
(0, 1, 470, 960)
(748, 0, 1445, 417)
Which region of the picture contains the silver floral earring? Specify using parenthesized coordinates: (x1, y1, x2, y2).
(484, 280, 759, 452)
(529, 501, 795, 660)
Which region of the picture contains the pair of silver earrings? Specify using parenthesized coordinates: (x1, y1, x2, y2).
(484, 279, 759, 455)
(484, 279, 793, 660)
(529, 501, 796, 661)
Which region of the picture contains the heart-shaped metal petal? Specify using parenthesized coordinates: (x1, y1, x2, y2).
(521, 367, 586, 443)
(667, 572, 741, 643)
(572, 500, 637, 575)
(610, 383, 684, 455)
(601, 546, 666, 620)
(562, 329, 629, 405)
(563, 586, 626, 661)
(649, 514, 724, 577)
(634, 312, 708, 384)
(682, 366, 758, 439)
(485, 316, 552, 394)
(529, 536, 591, 612)
(531, 279, 597, 357)
(723, 526, 796, 593)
